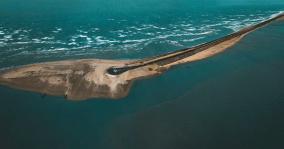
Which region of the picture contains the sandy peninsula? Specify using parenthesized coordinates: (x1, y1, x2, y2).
(0, 12, 283, 100)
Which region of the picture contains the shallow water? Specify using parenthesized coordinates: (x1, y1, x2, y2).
(1, 5, 283, 67)
(0, 2, 284, 149)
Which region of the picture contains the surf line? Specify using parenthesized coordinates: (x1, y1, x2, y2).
(107, 12, 284, 75)
(0, 12, 283, 100)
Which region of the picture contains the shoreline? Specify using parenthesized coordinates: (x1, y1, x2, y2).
(0, 12, 283, 100)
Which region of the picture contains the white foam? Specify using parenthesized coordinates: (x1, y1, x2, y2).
(2, 11, 282, 61)
(270, 11, 284, 18)
(142, 24, 159, 29)
(77, 34, 88, 38)
(122, 39, 148, 43)
(192, 30, 213, 36)
(130, 24, 167, 31)
(41, 37, 54, 40)
(70, 45, 91, 50)
(4, 35, 12, 39)
(95, 36, 120, 45)
(68, 42, 77, 45)
(184, 28, 197, 31)
(12, 42, 30, 44)
(224, 11, 283, 32)
(118, 34, 127, 38)
(167, 40, 183, 46)
(32, 39, 41, 43)
(92, 28, 100, 31)
(47, 48, 68, 52)
(52, 28, 62, 33)
(182, 37, 205, 42)
(22, 29, 31, 33)
(86, 37, 92, 43)
(145, 32, 154, 36)
(13, 30, 21, 34)
(78, 30, 88, 34)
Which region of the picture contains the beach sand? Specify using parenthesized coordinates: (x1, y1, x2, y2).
(0, 12, 283, 100)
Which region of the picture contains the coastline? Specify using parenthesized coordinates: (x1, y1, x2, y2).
(0, 12, 283, 100)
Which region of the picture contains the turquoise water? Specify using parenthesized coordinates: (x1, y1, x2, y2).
(1, 1, 284, 149)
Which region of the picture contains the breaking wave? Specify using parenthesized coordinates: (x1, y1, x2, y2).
(0, 10, 282, 65)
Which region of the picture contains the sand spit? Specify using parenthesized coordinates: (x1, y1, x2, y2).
(0, 12, 283, 100)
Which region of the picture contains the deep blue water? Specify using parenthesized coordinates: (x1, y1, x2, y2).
(0, 1, 284, 149)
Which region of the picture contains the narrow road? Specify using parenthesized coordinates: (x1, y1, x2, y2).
(107, 12, 284, 75)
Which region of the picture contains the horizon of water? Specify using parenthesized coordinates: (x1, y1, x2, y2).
(0, 1, 284, 149)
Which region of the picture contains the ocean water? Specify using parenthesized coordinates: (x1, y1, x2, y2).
(0, 1, 284, 149)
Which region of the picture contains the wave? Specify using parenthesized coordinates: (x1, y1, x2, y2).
(39, 48, 69, 53)
(122, 39, 148, 43)
(182, 37, 205, 42)
(118, 33, 127, 38)
(270, 11, 284, 18)
(0, 10, 282, 63)
(224, 11, 283, 32)
(95, 36, 120, 45)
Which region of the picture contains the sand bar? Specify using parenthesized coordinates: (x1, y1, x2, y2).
(0, 12, 283, 100)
